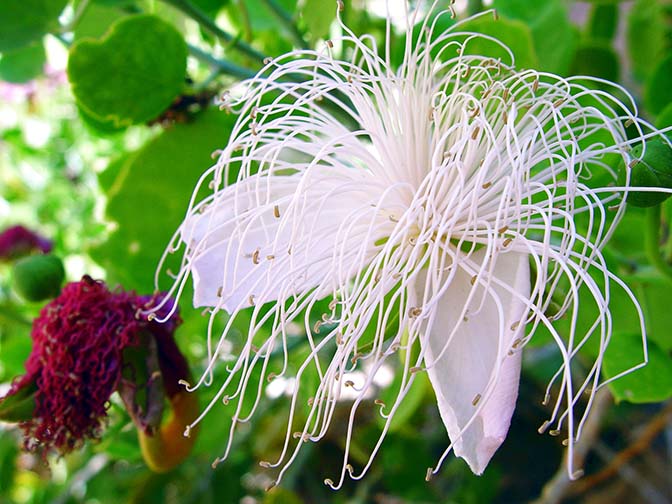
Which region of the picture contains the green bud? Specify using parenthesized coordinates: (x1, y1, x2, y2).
(12, 254, 65, 302)
(619, 138, 672, 207)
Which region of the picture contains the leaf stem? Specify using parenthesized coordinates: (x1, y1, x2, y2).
(187, 44, 257, 80)
(645, 205, 672, 281)
(161, 0, 267, 64)
(259, 0, 310, 50)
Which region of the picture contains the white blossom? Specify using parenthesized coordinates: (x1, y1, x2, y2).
(149, 4, 670, 488)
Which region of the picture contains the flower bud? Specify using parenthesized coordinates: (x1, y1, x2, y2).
(620, 138, 672, 207)
(12, 254, 65, 302)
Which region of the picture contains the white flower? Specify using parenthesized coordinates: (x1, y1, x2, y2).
(151, 5, 668, 489)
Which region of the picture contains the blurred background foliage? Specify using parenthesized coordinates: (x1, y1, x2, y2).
(0, 0, 671, 502)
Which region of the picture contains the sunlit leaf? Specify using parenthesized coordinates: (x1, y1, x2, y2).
(91, 108, 235, 292)
(645, 54, 672, 115)
(68, 14, 188, 127)
(627, 0, 667, 81)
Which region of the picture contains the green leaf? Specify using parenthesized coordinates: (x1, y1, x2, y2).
(589, 3, 618, 41)
(74, 2, 128, 41)
(493, 0, 576, 74)
(0, 42, 46, 83)
(570, 43, 620, 82)
(627, 0, 667, 81)
(0, 0, 68, 52)
(656, 102, 672, 133)
(91, 108, 235, 291)
(67, 14, 188, 127)
(603, 334, 672, 403)
(459, 15, 538, 70)
(302, 0, 336, 42)
(645, 54, 672, 115)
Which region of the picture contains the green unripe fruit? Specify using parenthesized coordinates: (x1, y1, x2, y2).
(619, 138, 672, 207)
(12, 254, 65, 302)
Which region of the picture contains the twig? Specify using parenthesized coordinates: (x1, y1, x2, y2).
(570, 400, 672, 496)
(530, 387, 612, 504)
(161, 0, 267, 64)
(259, 0, 309, 50)
(187, 44, 257, 80)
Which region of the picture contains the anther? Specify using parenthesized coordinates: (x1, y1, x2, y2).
(344, 380, 354, 387)
(222, 396, 230, 405)
(498, 225, 509, 234)
(549, 429, 561, 436)
(512, 338, 522, 348)
(374, 399, 386, 407)
(471, 126, 480, 140)
(470, 275, 478, 286)
(482, 181, 492, 189)
(562, 438, 570, 446)
(624, 118, 634, 127)
(553, 98, 565, 108)
(326, 39, 334, 48)
(251, 122, 258, 136)
(337, 0, 344, 11)
(184, 425, 192, 437)
(345, 464, 354, 474)
(571, 469, 585, 479)
(307, 397, 315, 406)
(409, 306, 422, 318)
(542, 393, 551, 406)
(313, 320, 323, 333)
(178, 379, 191, 388)
(503, 111, 509, 123)
(628, 158, 640, 168)
(408, 236, 417, 246)
(532, 78, 539, 93)
(250, 106, 258, 119)
(211, 149, 223, 159)
(267, 372, 277, 382)
(263, 57, 273, 65)
(329, 298, 338, 310)
(147, 313, 156, 322)
(492, 9, 499, 20)
(389, 214, 399, 222)
(324, 478, 334, 486)
(410, 366, 423, 374)
(425, 468, 433, 481)
(538, 420, 550, 434)
(472, 393, 481, 406)
(259, 461, 272, 468)
(503, 88, 510, 101)
(273, 205, 280, 218)
(266, 255, 275, 260)
(212, 459, 221, 469)
(265, 482, 277, 492)
(510, 321, 520, 331)
(252, 249, 260, 264)
(503, 238, 513, 247)
(249, 294, 255, 305)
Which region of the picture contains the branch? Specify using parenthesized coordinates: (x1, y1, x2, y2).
(187, 44, 257, 80)
(570, 400, 672, 496)
(259, 0, 309, 50)
(161, 0, 267, 64)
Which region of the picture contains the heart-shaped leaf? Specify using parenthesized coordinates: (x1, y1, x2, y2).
(68, 14, 188, 127)
(0, 0, 67, 52)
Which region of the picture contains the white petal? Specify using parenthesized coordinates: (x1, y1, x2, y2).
(420, 249, 530, 474)
(183, 168, 391, 310)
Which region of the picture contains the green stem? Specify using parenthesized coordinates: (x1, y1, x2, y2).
(161, 0, 267, 64)
(645, 205, 672, 281)
(187, 44, 257, 80)
(259, 0, 309, 50)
